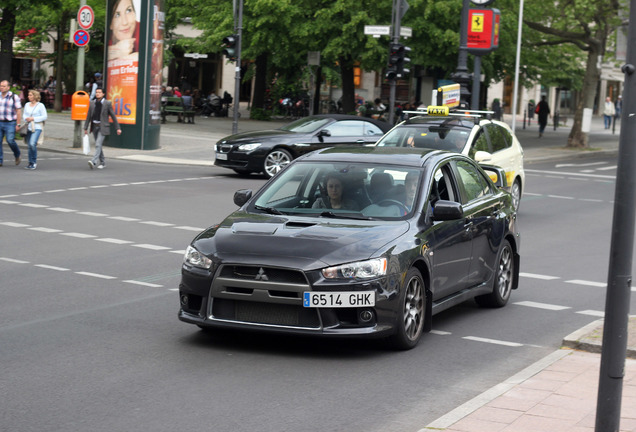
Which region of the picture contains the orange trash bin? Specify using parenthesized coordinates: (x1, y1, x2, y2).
(71, 91, 90, 120)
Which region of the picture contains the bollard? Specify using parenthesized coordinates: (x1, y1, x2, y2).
(523, 109, 527, 129)
(553, 111, 559, 130)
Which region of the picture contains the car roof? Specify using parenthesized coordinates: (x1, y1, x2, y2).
(305, 114, 392, 132)
(299, 145, 461, 168)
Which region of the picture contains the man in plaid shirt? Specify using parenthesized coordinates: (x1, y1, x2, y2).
(0, 80, 22, 166)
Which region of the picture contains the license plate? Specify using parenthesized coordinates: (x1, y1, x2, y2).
(216, 152, 228, 160)
(303, 291, 375, 308)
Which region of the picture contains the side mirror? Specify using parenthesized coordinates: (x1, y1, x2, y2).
(480, 165, 508, 188)
(474, 150, 493, 163)
(317, 129, 331, 138)
(432, 200, 464, 221)
(233, 189, 253, 207)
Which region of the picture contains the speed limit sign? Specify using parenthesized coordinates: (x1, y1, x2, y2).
(78, 5, 95, 30)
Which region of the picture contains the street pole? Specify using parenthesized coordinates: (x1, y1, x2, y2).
(511, 0, 524, 132)
(388, 0, 399, 125)
(451, 0, 471, 107)
(73, 0, 87, 148)
(595, 0, 636, 430)
(471, 56, 481, 110)
(231, 0, 243, 135)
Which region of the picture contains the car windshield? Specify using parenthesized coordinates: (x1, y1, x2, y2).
(251, 161, 422, 220)
(279, 117, 332, 133)
(376, 120, 472, 153)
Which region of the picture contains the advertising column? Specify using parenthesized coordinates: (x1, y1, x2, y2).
(105, 0, 164, 150)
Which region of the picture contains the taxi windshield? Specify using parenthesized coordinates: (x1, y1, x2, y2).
(376, 119, 472, 153)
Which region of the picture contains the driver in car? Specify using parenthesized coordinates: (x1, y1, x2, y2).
(312, 172, 360, 210)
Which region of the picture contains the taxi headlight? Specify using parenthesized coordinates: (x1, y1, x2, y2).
(322, 258, 387, 280)
(183, 245, 212, 269)
(238, 143, 262, 152)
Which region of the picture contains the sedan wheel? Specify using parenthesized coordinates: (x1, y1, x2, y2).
(263, 149, 292, 178)
(475, 239, 513, 308)
(389, 268, 426, 350)
(511, 179, 521, 211)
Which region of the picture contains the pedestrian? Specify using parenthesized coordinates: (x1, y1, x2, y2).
(90, 72, 103, 100)
(0, 79, 22, 166)
(536, 95, 551, 138)
(492, 98, 502, 121)
(615, 95, 622, 119)
(22, 89, 47, 170)
(602, 96, 615, 129)
(83, 87, 121, 169)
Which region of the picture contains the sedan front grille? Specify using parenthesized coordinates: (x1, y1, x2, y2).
(212, 299, 321, 328)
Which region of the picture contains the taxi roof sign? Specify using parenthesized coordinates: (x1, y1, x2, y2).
(426, 106, 449, 116)
(437, 83, 461, 108)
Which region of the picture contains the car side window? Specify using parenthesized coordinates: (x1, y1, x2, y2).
(363, 122, 385, 136)
(455, 160, 492, 203)
(485, 124, 510, 153)
(469, 129, 490, 158)
(429, 164, 456, 206)
(323, 120, 365, 137)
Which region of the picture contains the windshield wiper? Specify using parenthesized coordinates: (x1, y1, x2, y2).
(255, 205, 286, 215)
(319, 211, 374, 220)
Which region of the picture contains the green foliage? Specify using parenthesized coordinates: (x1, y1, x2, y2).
(249, 107, 271, 121)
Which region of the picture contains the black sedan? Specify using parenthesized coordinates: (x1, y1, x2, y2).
(214, 114, 391, 178)
(180, 146, 520, 349)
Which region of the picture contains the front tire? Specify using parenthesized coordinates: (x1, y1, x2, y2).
(263, 149, 292, 178)
(389, 268, 426, 350)
(510, 179, 521, 211)
(475, 239, 513, 308)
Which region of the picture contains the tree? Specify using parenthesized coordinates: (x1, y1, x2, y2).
(523, 0, 623, 148)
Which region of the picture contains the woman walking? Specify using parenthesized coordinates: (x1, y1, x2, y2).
(22, 89, 47, 170)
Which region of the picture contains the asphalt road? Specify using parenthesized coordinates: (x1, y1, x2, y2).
(1, 151, 633, 432)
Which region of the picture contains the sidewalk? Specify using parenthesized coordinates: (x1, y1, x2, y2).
(36, 107, 621, 166)
(29, 108, 636, 431)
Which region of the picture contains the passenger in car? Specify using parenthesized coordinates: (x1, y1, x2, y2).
(404, 171, 419, 210)
(312, 172, 360, 210)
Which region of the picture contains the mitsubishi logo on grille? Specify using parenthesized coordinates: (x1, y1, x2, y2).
(255, 268, 269, 281)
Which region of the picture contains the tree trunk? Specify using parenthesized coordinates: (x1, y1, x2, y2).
(54, 15, 69, 113)
(251, 53, 268, 110)
(313, 65, 321, 114)
(567, 42, 602, 148)
(0, 8, 17, 80)
(340, 57, 355, 114)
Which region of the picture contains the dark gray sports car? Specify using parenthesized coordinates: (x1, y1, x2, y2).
(180, 146, 520, 349)
(214, 114, 391, 178)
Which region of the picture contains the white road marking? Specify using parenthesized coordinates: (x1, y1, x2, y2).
(555, 162, 606, 168)
(29, 227, 63, 233)
(108, 216, 140, 222)
(462, 336, 523, 347)
(89, 185, 109, 189)
(123, 280, 163, 288)
(47, 207, 75, 212)
(597, 165, 617, 171)
(96, 238, 134, 244)
(141, 221, 174, 227)
(0, 257, 30, 264)
(174, 226, 204, 231)
(35, 264, 70, 271)
(75, 271, 117, 279)
(0, 199, 18, 204)
(22, 192, 42, 196)
(520, 272, 560, 280)
(77, 212, 109, 217)
(20, 203, 48, 208)
(132, 244, 172, 251)
(44, 189, 66, 193)
(0, 222, 31, 228)
(525, 169, 615, 180)
(68, 187, 88, 191)
(548, 195, 575, 200)
(577, 310, 605, 317)
(566, 279, 606, 288)
(514, 301, 570, 311)
(170, 250, 186, 255)
(61, 232, 98, 239)
(430, 330, 452, 335)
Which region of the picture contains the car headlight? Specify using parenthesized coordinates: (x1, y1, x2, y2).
(183, 245, 213, 269)
(238, 143, 262, 152)
(322, 258, 387, 280)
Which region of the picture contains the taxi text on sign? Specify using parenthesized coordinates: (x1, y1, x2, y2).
(467, 8, 500, 55)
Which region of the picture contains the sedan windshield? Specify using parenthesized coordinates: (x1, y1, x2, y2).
(280, 117, 332, 133)
(252, 161, 422, 220)
(376, 121, 472, 153)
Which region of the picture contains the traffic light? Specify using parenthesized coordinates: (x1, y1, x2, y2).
(385, 43, 411, 80)
(222, 34, 239, 62)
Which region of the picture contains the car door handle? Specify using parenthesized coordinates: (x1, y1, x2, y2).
(356, 139, 365, 143)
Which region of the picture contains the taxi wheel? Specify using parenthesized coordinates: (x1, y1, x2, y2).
(390, 267, 426, 350)
(476, 239, 513, 308)
(511, 179, 521, 211)
(263, 149, 292, 178)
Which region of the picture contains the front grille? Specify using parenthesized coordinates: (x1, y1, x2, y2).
(220, 265, 307, 284)
(212, 299, 321, 328)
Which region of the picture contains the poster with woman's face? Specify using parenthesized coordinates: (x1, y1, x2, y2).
(106, 0, 141, 125)
(149, 0, 165, 125)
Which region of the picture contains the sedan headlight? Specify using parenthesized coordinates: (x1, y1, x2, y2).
(238, 143, 262, 152)
(322, 258, 387, 280)
(183, 245, 213, 269)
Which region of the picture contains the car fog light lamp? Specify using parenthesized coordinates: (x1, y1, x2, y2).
(184, 245, 213, 269)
